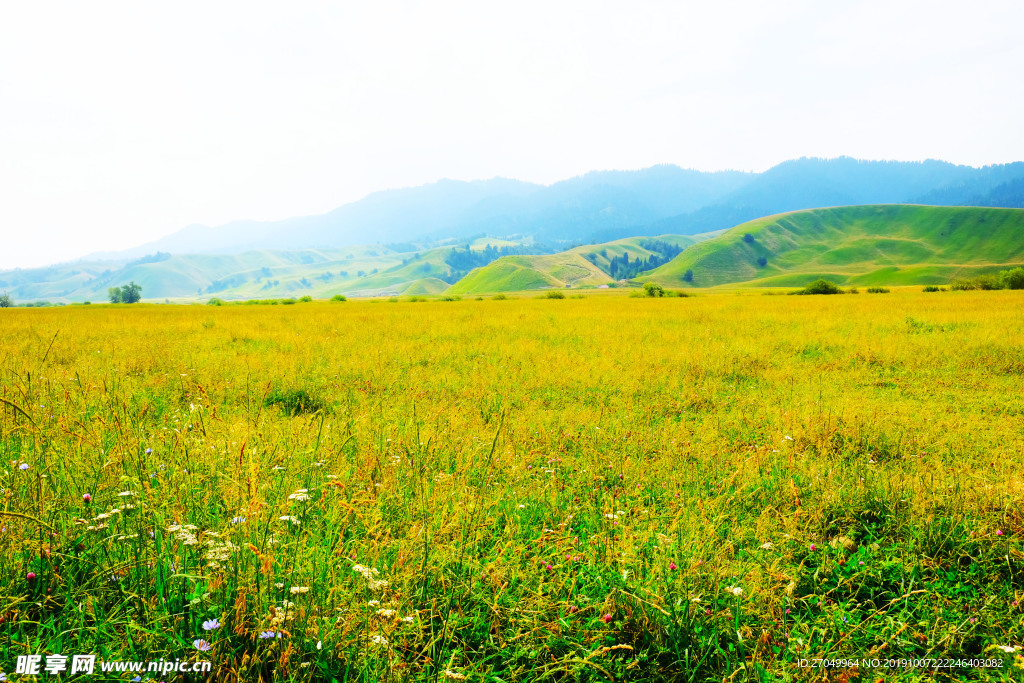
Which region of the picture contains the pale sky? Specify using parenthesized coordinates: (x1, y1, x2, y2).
(2, 0, 1022, 269)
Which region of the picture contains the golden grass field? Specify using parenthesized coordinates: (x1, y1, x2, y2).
(1, 290, 1023, 682)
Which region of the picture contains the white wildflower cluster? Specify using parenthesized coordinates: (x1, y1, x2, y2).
(370, 635, 389, 646)
(442, 670, 467, 680)
(375, 608, 396, 618)
(278, 515, 301, 525)
(725, 586, 743, 597)
(353, 565, 389, 592)
(287, 489, 310, 502)
(289, 586, 310, 595)
(167, 524, 200, 546)
(204, 536, 236, 569)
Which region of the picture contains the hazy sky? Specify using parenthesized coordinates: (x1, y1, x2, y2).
(2, 0, 1022, 269)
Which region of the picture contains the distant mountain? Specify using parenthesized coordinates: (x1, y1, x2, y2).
(9, 156, 1024, 302)
(644, 205, 1024, 288)
(74, 157, 1024, 265)
(648, 158, 1024, 236)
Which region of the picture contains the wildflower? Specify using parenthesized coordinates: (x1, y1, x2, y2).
(669, 562, 677, 571)
(258, 631, 282, 639)
(376, 608, 396, 617)
(995, 645, 1021, 653)
(145, 448, 152, 454)
(202, 619, 221, 631)
(118, 491, 135, 497)
(19, 463, 29, 470)
(602, 613, 612, 623)
(443, 671, 468, 680)
(401, 616, 415, 623)
(809, 543, 817, 551)
(288, 489, 310, 502)
(289, 586, 310, 594)
(193, 639, 212, 652)
(996, 530, 1004, 536)
(725, 586, 743, 596)
(27, 572, 37, 581)
(759, 542, 774, 550)
(371, 635, 389, 646)
(232, 516, 246, 524)
(82, 493, 92, 503)
(279, 515, 301, 525)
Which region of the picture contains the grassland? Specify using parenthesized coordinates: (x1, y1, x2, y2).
(1, 292, 1023, 681)
(645, 205, 1024, 288)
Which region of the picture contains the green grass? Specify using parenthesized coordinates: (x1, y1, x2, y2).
(645, 205, 1024, 288)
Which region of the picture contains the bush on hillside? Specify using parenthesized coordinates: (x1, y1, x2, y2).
(866, 287, 890, 293)
(790, 279, 841, 295)
(330, 294, 347, 302)
(923, 285, 944, 292)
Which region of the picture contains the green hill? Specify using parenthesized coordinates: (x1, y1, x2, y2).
(445, 234, 716, 294)
(644, 205, 1024, 288)
(402, 277, 450, 295)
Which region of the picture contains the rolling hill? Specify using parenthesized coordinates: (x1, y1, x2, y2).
(445, 234, 712, 294)
(643, 205, 1024, 288)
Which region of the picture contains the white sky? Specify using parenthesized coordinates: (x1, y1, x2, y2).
(2, 0, 1022, 269)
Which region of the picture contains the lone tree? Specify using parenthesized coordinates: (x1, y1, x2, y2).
(0, 292, 12, 308)
(109, 282, 143, 303)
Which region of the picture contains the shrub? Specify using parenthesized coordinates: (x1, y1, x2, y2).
(642, 282, 665, 297)
(264, 387, 329, 416)
(683, 269, 694, 283)
(791, 279, 841, 295)
(542, 291, 565, 299)
(949, 279, 975, 291)
(1001, 267, 1024, 290)
(756, 256, 768, 267)
(923, 285, 944, 292)
(742, 233, 755, 244)
(866, 287, 890, 293)
(974, 274, 1002, 291)
(440, 295, 462, 301)
(330, 294, 347, 302)
(207, 298, 224, 306)
(408, 296, 427, 302)
(847, 287, 859, 294)
(492, 293, 508, 300)
(298, 295, 313, 303)
(0, 293, 12, 308)
(281, 298, 298, 305)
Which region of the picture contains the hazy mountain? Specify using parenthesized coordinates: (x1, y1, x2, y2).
(648, 157, 1024, 235)
(9, 156, 1024, 303)
(88, 157, 1024, 264)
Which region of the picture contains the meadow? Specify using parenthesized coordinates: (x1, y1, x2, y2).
(1, 291, 1022, 682)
